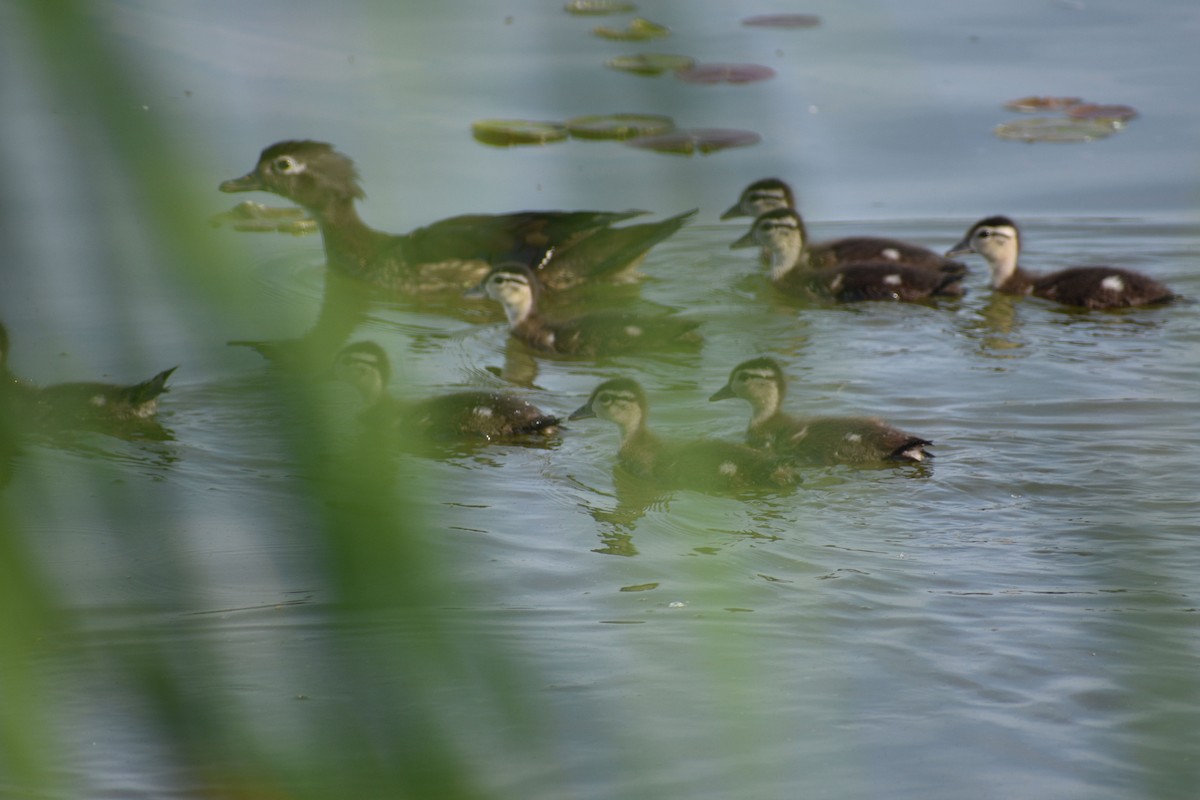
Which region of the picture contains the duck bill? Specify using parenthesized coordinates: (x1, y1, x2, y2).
(719, 203, 746, 221)
(944, 238, 973, 258)
(219, 171, 264, 193)
(567, 402, 595, 421)
(729, 229, 757, 249)
(708, 384, 735, 402)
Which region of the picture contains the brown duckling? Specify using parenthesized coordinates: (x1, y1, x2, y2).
(220, 140, 696, 293)
(710, 357, 932, 465)
(570, 377, 801, 492)
(332, 341, 559, 442)
(720, 177, 796, 220)
(473, 263, 702, 357)
(946, 216, 1176, 309)
(733, 209, 965, 302)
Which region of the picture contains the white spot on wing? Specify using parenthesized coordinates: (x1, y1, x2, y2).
(624, 325, 643, 338)
(883, 274, 902, 286)
(472, 406, 494, 418)
(718, 461, 738, 476)
(89, 394, 107, 407)
(881, 248, 900, 261)
(1101, 275, 1125, 293)
(844, 433, 862, 443)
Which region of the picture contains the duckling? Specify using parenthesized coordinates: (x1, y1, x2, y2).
(946, 216, 1176, 309)
(333, 341, 560, 442)
(220, 140, 696, 292)
(729, 199, 965, 272)
(0, 323, 175, 424)
(732, 209, 965, 302)
(569, 377, 801, 492)
(710, 357, 932, 465)
(720, 177, 796, 220)
(473, 263, 702, 357)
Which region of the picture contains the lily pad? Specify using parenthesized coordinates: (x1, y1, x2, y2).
(564, 0, 636, 14)
(592, 17, 670, 40)
(993, 117, 1120, 143)
(675, 62, 776, 85)
(605, 52, 695, 76)
(1065, 103, 1137, 122)
(566, 113, 675, 140)
(741, 14, 821, 28)
(625, 128, 761, 155)
(1004, 96, 1083, 112)
(210, 201, 317, 235)
(472, 119, 569, 147)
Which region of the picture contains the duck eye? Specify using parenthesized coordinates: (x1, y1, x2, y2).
(977, 229, 991, 239)
(272, 156, 300, 174)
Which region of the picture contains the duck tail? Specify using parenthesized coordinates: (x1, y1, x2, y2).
(127, 366, 177, 405)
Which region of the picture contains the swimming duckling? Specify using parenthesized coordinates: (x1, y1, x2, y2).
(720, 177, 796, 220)
(333, 341, 559, 442)
(710, 357, 932, 465)
(570, 377, 801, 492)
(220, 140, 696, 292)
(473, 263, 702, 357)
(946, 216, 1176, 309)
(733, 209, 966, 302)
(726, 191, 963, 271)
(0, 322, 175, 424)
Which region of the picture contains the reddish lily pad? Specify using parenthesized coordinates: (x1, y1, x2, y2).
(675, 62, 776, 85)
(564, 0, 636, 13)
(741, 14, 821, 28)
(592, 17, 670, 40)
(1004, 96, 1083, 112)
(566, 113, 675, 140)
(1065, 103, 1138, 122)
(472, 119, 569, 147)
(625, 128, 761, 155)
(210, 201, 317, 235)
(605, 53, 696, 76)
(993, 117, 1120, 143)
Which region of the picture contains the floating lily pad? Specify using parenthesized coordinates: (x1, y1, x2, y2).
(675, 62, 776, 85)
(564, 0, 636, 14)
(210, 201, 317, 235)
(471, 119, 569, 147)
(592, 17, 670, 40)
(1004, 96, 1083, 112)
(993, 117, 1120, 143)
(625, 128, 761, 155)
(605, 52, 695, 76)
(741, 14, 821, 28)
(566, 113, 675, 140)
(1065, 103, 1138, 122)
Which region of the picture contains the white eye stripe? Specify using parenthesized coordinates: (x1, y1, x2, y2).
(737, 369, 776, 382)
(271, 156, 306, 175)
(598, 391, 636, 404)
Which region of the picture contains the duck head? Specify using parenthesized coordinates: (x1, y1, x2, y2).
(220, 140, 365, 213)
(332, 341, 391, 405)
(731, 208, 809, 280)
(474, 262, 540, 326)
(720, 178, 795, 220)
(946, 216, 1021, 288)
(710, 356, 785, 426)
(569, 377, 647, 443)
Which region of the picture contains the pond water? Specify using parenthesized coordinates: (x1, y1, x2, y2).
(1, 2, 1198, 799)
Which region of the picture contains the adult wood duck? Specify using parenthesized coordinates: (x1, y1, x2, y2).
(472, 263, 702, 357)
(0, 322, 176, 425)
(220, 140, 697, 292)
(710, 357, 932, 465)
(728, 198, 965, 271)
(732, 209, 966, 302)
(332, 341, 560, 442)
(720, 177, 796, 220)
(946, 216, 1176, 309)
(569, 377, 801, 492)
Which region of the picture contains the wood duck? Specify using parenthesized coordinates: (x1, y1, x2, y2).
(732, 209, 966, 302)
(333, 341, 560, 441)
(946, 216, 1176, 309)
(720, 177, 796, 220)
(710, 357, 932, 465)
(569, 377, 801, 492)
(729, 199, 965, 271)
(472, 263, 702, 357)
(0, 322, 175, 424)
(220, 140, 697, 292)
